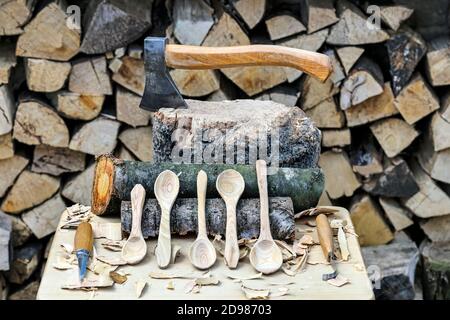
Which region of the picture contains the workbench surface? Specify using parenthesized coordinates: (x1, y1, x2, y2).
(37, 206, 374, 300)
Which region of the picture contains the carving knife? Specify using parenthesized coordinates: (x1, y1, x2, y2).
(316, 214, 338, 281)
(74, 222, 94, 281)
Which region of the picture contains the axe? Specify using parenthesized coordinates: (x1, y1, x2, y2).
(139, 37, 333, 111)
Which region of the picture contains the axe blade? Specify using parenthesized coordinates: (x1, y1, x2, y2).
(139, 37, 187, 111)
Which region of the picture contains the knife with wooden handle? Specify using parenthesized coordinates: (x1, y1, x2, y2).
(316, 214, 338, 280)
(74, 222, 94, 281)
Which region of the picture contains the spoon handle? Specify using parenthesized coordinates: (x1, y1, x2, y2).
(256, 160, 272, 241)
(224, 201, 239, 269)
(156, 206, 172, 268)
(130, 184, 146, 238)
(197, 170, 208, 239)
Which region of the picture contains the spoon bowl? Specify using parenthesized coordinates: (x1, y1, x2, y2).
(249, 239, 283, 274)
(189, 238, 217, 269)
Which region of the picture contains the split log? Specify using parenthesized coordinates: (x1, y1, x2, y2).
(69, 117, 120, 156)
(116, 87, 151, 127)
(318, 150, 361, 199)
(429, 110, 450, 152)
(379, 197, 414, 232)
(265, 14, 306, 40)
(255, 85, 300, 107)
(299, 74, 339, 110)
(0, 133, 14, 160)
(0, 273, 7, 299)
(232, 0, 266, 29)
(425, 37, 450, 86)
(317, 190, 332, 206)
(321, 129, 351, 148)
(349, 194, 394, 246)
(349, 138, 384, 178)
(0, 211, 12, 271)
(441, 91, 450, 123)
(345, 83, 398, 127)
(305, 97, 345, 128)
(0, 85, 15, 135)
(300, 0, 339, 34)
(115, 145, 136, 161)
(10, 216, 32, 247)
(0, 42, 17, 85)
(421, 240, 450, 300)
(362, 232, 418, 299)
(91, 154, 324, 215)
(340, 57, 384, 110)
(61, 163, 95, 206)
(56, 91, 104, 121)
(8, 281, 39, 300)
(417, 124, 450, 184)
(13, 100, 69, 147)
(22, 194, 66, 239)
(1, 170, 60, 214)
(203, 13, 286, 96)
(325, 49, 345, 85)
(0, 155, 29, 198)
(363, 158, 419, 198)
(172, 0, 214, 45)
(118, 126, 153, 162)
(386, 28, 427, 95)
(6, 242, 42, 284)
(394, 73, 440, 125)
(69, 57, 112, 95)
(152, 99, 321, 168)
(170, 69, 221, 97)
(80, 0, 153, 54)
(335, 46, 364, 75)
(370, 118, 419, 158)
(380, 5, 414, 31)
(421, 215, 450, 242)
(121, 197, 295, 240)
(25, 58, 71, 93)
(128, 45, 143, 60)
(0, 0, 35, 35)
(326, 0, 390, 45)
(112, 56, 145, 96)
(278, 29, 328, 82)
(401, 160, 450, 218)
(32, 145, 85, 176)
(15, 1, 80, 61)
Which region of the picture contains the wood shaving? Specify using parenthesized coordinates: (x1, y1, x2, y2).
(91, 221, 122, 241)
(239, 247, 250, 260)
(270, 287, 289, 297)
(60, 204, 92, 229)
(330, 219, 347, 229)
(195, 275, 220, 286)
(305, 220, 316, 227)
(241, 286, 269, 300)
(344, 225, 358, 237)
(212, 235, 224, 256)
(274, 240, 296, 262)
(100, 239, 124, 252)
(226, 272, 263, 282)
(171, 245, 182, 264)
(149, 271, 200, 279)
(88, 259, 118, 275)
(53, 254, 76, 270)
(135, 280, 147, 298)
(338, 227, 350, 261)
(299, 234, 314, 245)
(184, 280, 197, 294)
(96, 255, 127, 266)
(327, 275, 350, 287)
(166, 280, 175, 290)
(110, 271, 127, 284)
(353, 263, 365, 272)
(62, 275, 114, 290)
(267, 280, 295, 286)
(60, 243, 74, 254)
(294, 206, 339, 219)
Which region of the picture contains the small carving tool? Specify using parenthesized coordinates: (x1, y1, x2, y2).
(316, 213, 338, 281)
(74, 221, 94, 281)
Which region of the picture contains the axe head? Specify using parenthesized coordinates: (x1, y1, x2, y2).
(139, 37, 187, 111)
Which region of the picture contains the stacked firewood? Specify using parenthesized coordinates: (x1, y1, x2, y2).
(1, 0, 450, 300)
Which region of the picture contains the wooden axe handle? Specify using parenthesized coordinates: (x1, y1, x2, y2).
(316, 214, 334, 261)
(165, 44, 332, 82)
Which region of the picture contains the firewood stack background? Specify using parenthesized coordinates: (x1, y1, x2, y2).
(1, 0, 450, 300)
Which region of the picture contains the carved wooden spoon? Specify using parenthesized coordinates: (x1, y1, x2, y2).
(249, 160, 283, 274)
(154, 170, 180, 269)
(189, 170, 217, 269)
(216, 169, 245, 269)
(121, 184, 147, 264)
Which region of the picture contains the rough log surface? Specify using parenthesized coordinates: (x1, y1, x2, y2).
(421, 241, 450, 300)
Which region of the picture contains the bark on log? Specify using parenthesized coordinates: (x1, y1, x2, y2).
(394, 73, 439, 125)
(232, 0, 266, 29)
(380, 5, 414, 31)
(69, 57, 112, 95)
(0, 211, 12, 271)
(0, 0, 35, 36)
(0, 155, 29, 198)
(321, 129, 351, 147)
(25, 58, 71, 93)
(121, 197, 295, 240)
(1, 170, 60, 214)
(15, 1, 80, 61)
(386, 28, 427, 96)
(305, 97, 345, 129)
(116, 87, 151, 127)
(370, 118, 419, 158)
(12, 100, 69, 147)
(379, 197, 414, 232)
(80, 0, 153, 54)
(0, 42, 17, 85)
(265, 14, 306, 41)
(172, 0, 214, 45)
(0, 85, 15, 135)
(300, 0, 338, 34)
(421, 240, 450, 300)
(31, 145, 85, 176)
(152, 99, 321, 168)
(61, 163, 95, 206)
(91, 154, 324, 215)
(362, 232, 418, 299)
(335, 46, 364, 75)
(69, 117, 120, 156)
(349, 137, 383, 178)
(425, 36, 450, 86)
(6, 242, 42, 284)
(10, 215, 32, 247)
(111, 56, 145, 96)
(118, 126, 153, 162)
(0, 133, 14, 160)
(350, 194, 394, 246)
(56, 91, 104, 121)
